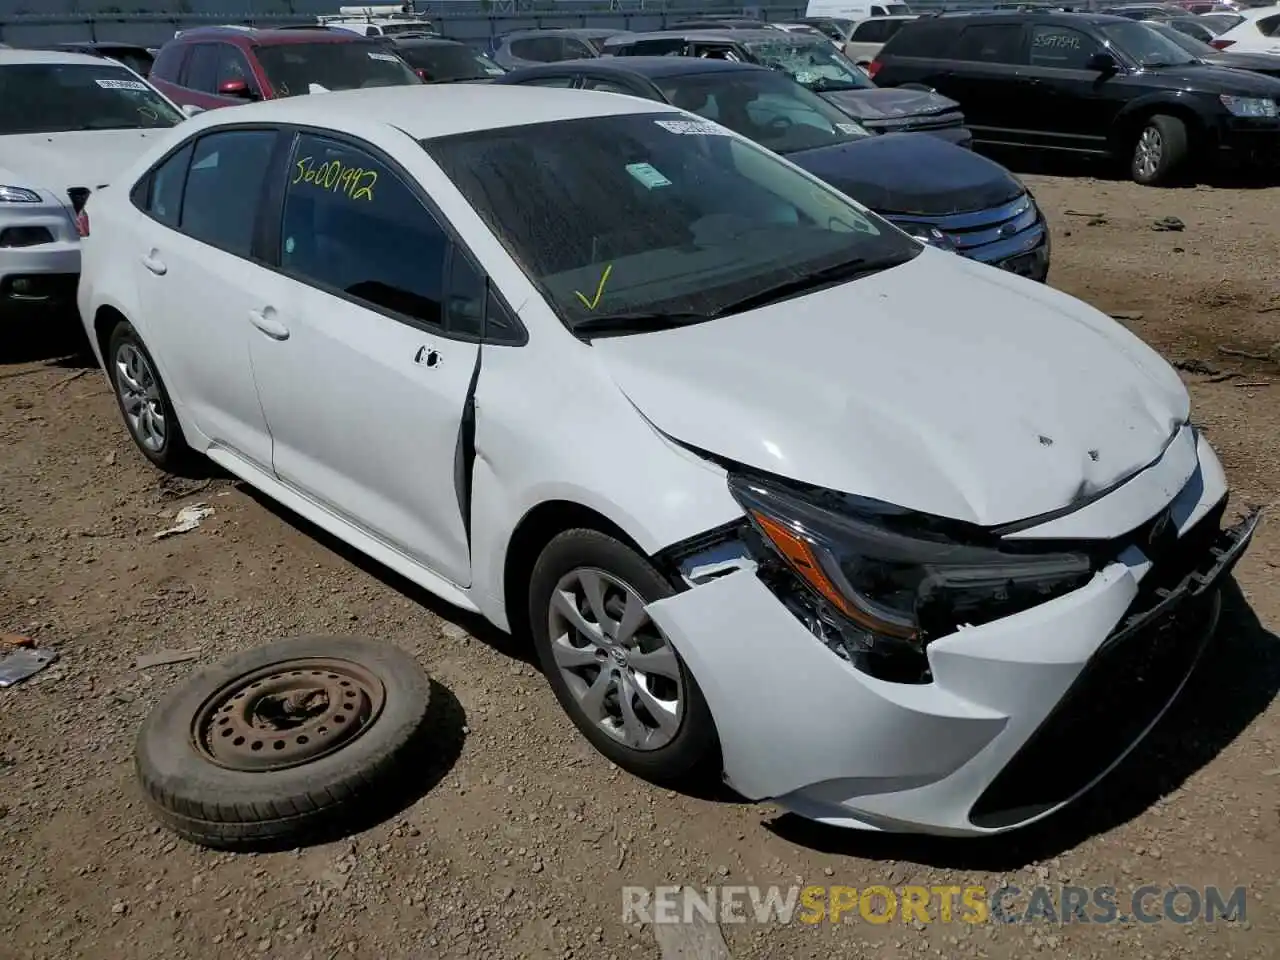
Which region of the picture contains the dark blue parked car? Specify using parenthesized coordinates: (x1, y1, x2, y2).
(496, 58, 1049, 280)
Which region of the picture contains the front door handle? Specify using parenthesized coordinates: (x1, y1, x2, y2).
(140, 252, 167, 276)
(248, 306, 290, 341)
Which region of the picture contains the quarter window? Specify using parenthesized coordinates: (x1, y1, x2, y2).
(1029, 26, 1101, 68)
(180, 130, 277, 257)
(136, 142, 194, 228)
(182, 44, 221, 92)
(951, 24, 1026, 64)
(280, 133, 447, 327)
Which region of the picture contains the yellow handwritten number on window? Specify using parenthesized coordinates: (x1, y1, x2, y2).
(574, 263, 613, 312)
(291, 155, 377, 202)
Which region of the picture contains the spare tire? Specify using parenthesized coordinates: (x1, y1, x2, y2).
(136, 634, 433, 850)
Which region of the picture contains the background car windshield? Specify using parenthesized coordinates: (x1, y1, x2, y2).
(656, 70, 870, 154)
(1149, 21, 1217, 55)
(0, 62, 181, 135)
(423, 112, 918, 325)
(743, 37, 873, 91)
(1100, 21, 1198, 65)
(401, 44, 504, 80)
(254, 42, 419, 96)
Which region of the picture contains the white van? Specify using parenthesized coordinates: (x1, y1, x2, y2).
(804, 0, 913, 18)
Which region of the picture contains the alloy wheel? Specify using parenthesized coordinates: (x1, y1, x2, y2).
(1135, 126, 1163, 181)
(114, 342, 166, 452)
(546, 567, 683, 751)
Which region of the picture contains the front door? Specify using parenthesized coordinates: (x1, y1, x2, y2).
(1019, 23, 1123, 153)
(130, 128, 281, 470)
(247, 132, 478, 587)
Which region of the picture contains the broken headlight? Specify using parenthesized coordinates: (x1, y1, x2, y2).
(728, 473, 1096, 684)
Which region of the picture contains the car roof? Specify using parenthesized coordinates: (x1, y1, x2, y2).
(175, 26, 370, 45)
(182, 83, 679, 140)
(918, 10, 1135, 25)
(0, 48, 125, 67)
(54, 41, 152, 51)
(510, 56, 772, 79)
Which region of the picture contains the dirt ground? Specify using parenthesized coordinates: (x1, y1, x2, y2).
(2, 168, 1279, 960)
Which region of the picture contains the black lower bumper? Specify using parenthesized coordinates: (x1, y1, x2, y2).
(2, 272, 78, 310)
(969, 508, 1259, 831)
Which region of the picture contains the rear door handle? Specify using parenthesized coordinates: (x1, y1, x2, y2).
(140, 253, 167, 276)
(248, 307, 290, 341)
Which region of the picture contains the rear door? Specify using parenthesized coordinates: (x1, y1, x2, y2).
(936, 21, 1033, 145)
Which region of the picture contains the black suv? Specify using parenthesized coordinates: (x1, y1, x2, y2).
(603, 29, 971, 146)
(871, 11, 1280, 184)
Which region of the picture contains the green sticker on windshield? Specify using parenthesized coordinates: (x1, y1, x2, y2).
(625, 162, 672, 190)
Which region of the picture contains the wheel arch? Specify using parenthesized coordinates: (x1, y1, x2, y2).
(93, 303, 130, 368)
(1110, 98, 1210, 159)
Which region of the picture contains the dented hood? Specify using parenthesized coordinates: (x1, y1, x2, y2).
(592, 250, 1190, 527)
(818, 87, 959, 122)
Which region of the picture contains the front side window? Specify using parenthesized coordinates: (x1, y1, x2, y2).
(0, 61, 183, 135)
(212, 45, 260, 96)
(400, 43, 505, 81)
(254, 41, 420, 97)
(1029, 26, 1102, 68)
(183, 43, 221, 92)
(181, 129, 277, 256)
(280, 133, 447, 326)
(951, 24, 1026, 64)
(656, 70, 870, 154)
(423, 112, 919, 329)
(1100, 20, 1197, 65)
(742, 37, 873, 91)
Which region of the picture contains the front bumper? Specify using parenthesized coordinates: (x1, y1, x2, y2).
(1213, 115, 1280, 166)
(647, 434, 1256, 835)
(1, 192, 81, 314)
(888, 192, 1050, 283)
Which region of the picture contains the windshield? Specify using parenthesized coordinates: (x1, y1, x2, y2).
(1100, 20, 1199, 65)
(742, 36, 873, 91)
(0, 62, 181, 135)
(422, 113, 918, 327)
(1150, 22, 1217, 55)
(656, 70, 870, 154)
(255, 41, 420, 96)
(400, 43, 505, 81)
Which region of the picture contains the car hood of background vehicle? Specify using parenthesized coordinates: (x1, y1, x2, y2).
(1205, 51, 1280, 75)
(786, 132, 1023, 216)
(1136, 61, 1280, 93)
(0, 129, 171, 194)
(817, 86, 959, 121)
(593, 251, 1190, 527)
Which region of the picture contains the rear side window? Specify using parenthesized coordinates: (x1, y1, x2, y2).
(852, 19, 898, 43)
(182, 43, 221, 91)
(509, 37, 560, 61)
(951, 23, 1026, 64)
(181, 129, 277, 257)
(150, 43, 187, 81)
(879, 20, 956, 58)
(619, 39, 686, 57)
(1258, 13, 1280, 36)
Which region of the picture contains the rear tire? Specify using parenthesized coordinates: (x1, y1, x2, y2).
(1130, 114, 1189, 186)
(528, 528, 719, 787)
(106, 321, 194, 471)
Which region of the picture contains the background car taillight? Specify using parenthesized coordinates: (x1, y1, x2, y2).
(867, 58, 883, 79)
(1210, 38, 1235, 49)
(68, 187, 91, 237)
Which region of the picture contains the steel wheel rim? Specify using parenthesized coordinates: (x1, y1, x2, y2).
(547, 568, 684, 751)
(114, 343, 166, 452)
(191, 657, 386, 772)
(1136, 126, 1162, 180)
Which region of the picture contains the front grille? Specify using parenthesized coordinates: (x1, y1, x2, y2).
(0, 226, 54, 248)
(866, 109, 966, 133)
(968, 510, 1251, 830)
(895, 193, 1046, 266)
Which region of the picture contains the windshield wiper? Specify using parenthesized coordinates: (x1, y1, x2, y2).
(712, 254, 916, 316)
(568, 311, 717, 339)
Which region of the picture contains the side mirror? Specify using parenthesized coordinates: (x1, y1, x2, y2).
(180, 103, 205, 118)
(1086, 51, 1119, 74)
(217, 78, 257, 100)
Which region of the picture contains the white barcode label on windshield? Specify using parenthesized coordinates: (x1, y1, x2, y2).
(95, 78, 149, 91)
(368, 52, 401, 62)
(654, 119, 727, 136)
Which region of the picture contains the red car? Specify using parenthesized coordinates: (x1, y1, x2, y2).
(149, 25, 421, 111)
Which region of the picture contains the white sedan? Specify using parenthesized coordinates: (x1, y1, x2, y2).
(78, 84, 1255, 835)
(0, 48, 186, 315)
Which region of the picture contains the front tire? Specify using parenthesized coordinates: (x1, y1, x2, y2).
(528, 528, 719, 786)
(106, 321, 193, 471)
(1130, 114, 1189, 186)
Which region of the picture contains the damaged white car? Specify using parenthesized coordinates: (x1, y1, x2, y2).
(0, 48, 185, 315)
(78, 85, 1256, 835)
